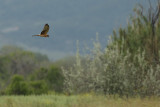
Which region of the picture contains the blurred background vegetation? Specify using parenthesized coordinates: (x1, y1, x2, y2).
(0, 1, 160, 98)
(0, 45, 65, 95)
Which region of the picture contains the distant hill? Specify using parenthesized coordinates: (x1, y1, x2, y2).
(0, 0, 147, 60)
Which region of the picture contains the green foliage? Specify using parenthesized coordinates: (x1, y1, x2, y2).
(0, 45, 51, 93)
(47, 66, 64, 92)
(1, 1, 160, 98)
(6, 75, 49, 95)
(6, 75, 30, 95)
(112, 3, 160, 63)
(63, 39, 106, 94)
(0, 95, 160, 107)
(0, 56, 9, 82)
(34, 52, 49, 62)
(0, 45, 64, 95)
(30, 67, 48, 81)
(62, 2, 160, 96)
(30, 65, 64, 93)
(0, 45, 49, 76)
(29, 80, 48, 95)
(63, 36, 160, 97)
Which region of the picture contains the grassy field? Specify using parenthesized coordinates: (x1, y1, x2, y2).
(0, 94, 160, 107)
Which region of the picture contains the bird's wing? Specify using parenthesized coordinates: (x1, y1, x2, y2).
(41, 24, 49, 35)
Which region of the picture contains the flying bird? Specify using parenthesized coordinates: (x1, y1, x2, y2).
(33, 24, 49, 37)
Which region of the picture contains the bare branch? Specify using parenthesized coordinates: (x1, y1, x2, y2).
(148, 0, 153, 21)
(138, 4, 144, 16)
(152, 1, 160, 25)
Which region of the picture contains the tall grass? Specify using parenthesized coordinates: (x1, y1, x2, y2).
(0, 95, 160, 107)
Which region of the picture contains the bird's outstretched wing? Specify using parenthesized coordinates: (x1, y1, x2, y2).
(41, 24, 49, 35)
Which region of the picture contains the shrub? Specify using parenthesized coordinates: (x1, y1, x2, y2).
(30, 66, 64, 93)
(47, 66, 64, 92)
(6, 75, 30, 95)
(62, 39, 106, 94)
(29, 80, 48, 95)
(62, 2, 160, 97)
(62, 37, 160, 97)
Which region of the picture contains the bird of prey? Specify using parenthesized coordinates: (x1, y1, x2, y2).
(33, 24, 49, 37)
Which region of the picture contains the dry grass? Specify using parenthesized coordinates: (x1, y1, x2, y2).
(0, 94, 160, 107)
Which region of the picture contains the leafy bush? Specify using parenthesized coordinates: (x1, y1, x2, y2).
(62, 2, 160, 97)
(6, 75, 49, 95)
(29, 80, 48, 95)
(62, 39, 106, 94)
(0, 45, 52, 94)
(47, 66, 64, 92)
(30, 65, 64, 93)
(6, 75, 30, 95)
(62, 37, 160, 97)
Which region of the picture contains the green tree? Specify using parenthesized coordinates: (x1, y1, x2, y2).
(62, 1, 160, 97)
(47, 66, 64, 92)
(112, 1, 160, 64)
(0, 45, 50, 76)
(6, 75, 30, 95)
(29, 80, 48, 95)
(30, 65, 64, 93)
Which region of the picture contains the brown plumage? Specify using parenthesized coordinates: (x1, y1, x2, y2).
(32, 24, 49, 37)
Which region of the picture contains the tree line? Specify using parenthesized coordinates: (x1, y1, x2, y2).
(0, 46, 64, 95)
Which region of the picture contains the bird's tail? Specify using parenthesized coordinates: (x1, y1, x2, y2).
(32, 35, 40, 37)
